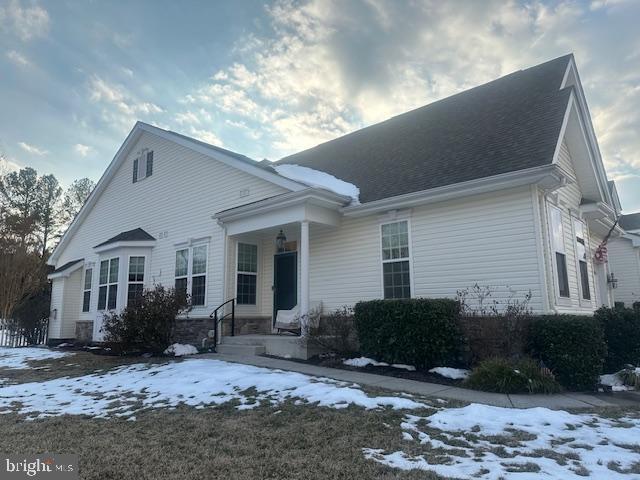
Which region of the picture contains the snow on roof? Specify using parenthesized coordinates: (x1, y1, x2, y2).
(274, 164, 360, 204)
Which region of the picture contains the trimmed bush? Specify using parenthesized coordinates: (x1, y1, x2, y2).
(595, 306, 640, 372)
(465, 357, 561, 394)
(354, 299, 462, 370)
(528, 315, 606, 390)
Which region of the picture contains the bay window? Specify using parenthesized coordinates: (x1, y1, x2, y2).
(574, 219, 591, 301)
(98, 257, 119, 310)
(127, 256, 145, 304)
(237, 243, 258, 305)
(549, 206, 570, 298)
(381, 220, 411, 299)
(82, 268, 92, 312)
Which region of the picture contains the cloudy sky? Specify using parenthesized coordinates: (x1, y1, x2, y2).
(1, 0, 639, 211)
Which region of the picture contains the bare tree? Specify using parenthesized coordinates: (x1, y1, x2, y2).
(0, 239, 46, 321)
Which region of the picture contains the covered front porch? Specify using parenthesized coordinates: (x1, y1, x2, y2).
(214, 188, 350, 357)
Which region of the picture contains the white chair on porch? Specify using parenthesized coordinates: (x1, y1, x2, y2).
(275, 301, 322, 334)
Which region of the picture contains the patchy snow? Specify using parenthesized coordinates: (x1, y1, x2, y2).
(0, 359, 425, 420)
(274, 164, 360, 203)
(0, 347, 73, 370)
(600, 373, 631, 392)
(428, 367, 470, 380)
(364, 403, 640, 479)
(164, 343, 198, 357)
(343, 357, 416, 371)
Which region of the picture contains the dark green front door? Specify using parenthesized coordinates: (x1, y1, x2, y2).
(273, 252, 297, 324)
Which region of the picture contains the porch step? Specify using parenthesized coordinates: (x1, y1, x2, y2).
(216, 343, 266, 356)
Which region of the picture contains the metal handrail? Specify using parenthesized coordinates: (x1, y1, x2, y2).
(210, 298, 236, 348)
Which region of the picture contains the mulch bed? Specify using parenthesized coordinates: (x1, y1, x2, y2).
(267, 353, 464, 387)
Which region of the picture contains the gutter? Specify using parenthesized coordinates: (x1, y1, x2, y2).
(342, 164, 567, 217)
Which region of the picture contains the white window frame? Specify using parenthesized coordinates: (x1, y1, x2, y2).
(573, 218, 592, 305)
(97, 256, 119, 311)
(235, 242, 259, 306)
(133, 149, 154, 183)
(127, 255, 146, 305)
(379, 218, 414, 300)
(82, 267, 93, 313)
(174, 243, 208, 308)
(547, 204, 571, 303)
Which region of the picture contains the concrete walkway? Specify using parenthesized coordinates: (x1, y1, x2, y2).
(201, 352, 640, 410)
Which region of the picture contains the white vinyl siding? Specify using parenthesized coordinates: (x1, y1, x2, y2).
(307, 186, 545, 313)
(608, 238, 640, 306)
(60, 268, 82, 338)
(51, 130, 288, 337)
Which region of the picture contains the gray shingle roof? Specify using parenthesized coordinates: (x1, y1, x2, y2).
(277, 55, 574, 203)
(51, 259, 83, 274)
(94, 228, 155, 248)
(620, 213, 640, 231)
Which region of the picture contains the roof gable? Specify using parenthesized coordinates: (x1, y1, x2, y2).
(278, 55, 573, 203)
(48, 122, 306, 266)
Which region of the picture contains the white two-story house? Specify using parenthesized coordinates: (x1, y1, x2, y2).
(47, 54, 620, 355)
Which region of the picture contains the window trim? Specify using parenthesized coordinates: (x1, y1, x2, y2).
(573, 217, 592, 304)
(127, 255, 146, 306)
(379, 218, 414, 300)
(174, 243, 208, 308)
(235, 242, 259, 306)
(82, 267, 93, 313)
(133, 149, 154, 183)
(97, 256, 119, 311)
(547, 204, 571, 303)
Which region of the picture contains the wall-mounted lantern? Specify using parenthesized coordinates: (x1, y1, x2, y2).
(276, 229, 287, 253)
(607, 272, 618, 289)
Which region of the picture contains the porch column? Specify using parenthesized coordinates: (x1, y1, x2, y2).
(300, 220, 310, 335)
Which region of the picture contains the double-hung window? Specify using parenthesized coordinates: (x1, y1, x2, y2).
(133, 150, 154, 183)
(237, 243, 258, 305)
(97, 257, 119, 310)
(127, 256, 145, 305)
(82, 268, 92, 312)
(549, 206, 570, 298)
(574, 219, 591, 301)
(381, 220, 411, 299)
(175, 245, 207, 306)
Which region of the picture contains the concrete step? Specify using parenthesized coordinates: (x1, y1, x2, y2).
(216, 343, 266, 356)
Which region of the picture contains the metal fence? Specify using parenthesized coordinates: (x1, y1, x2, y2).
(0, 318, 49, 347)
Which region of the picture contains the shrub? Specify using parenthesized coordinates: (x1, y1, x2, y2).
(457, 285, 533, 363)
(528, 315, 606, 390)
(354, 298, 462, 370)
(465, 357, 561, 394)
(595, 306, 640, 372)
(307, 306, 359, 355)
(102, 285, 190, 354)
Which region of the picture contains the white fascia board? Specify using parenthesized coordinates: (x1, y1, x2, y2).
(342, 164, 566, 217)
(136, 123, 306, 192)
(93, 240, 157, 254)
(559, 58, 614, 207)
(47, 260, 84, 280)
(48, 125, 143, 266)
(214, 188, 348, 224)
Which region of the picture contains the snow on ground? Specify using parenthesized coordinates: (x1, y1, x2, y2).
(0, 359, 425, 420)
(364, 403, 640, 479)
(164, 343, 198, 356)
(274, 164, 360, 203)
(428, 367, 470, 380)
(343, 357, 416, 371)
(600, 373, 631, 392)
(0, 347, 73, 370)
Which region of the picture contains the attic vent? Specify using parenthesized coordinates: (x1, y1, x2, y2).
(239, 188, 250, 198)
(133, 150, 154, 183)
